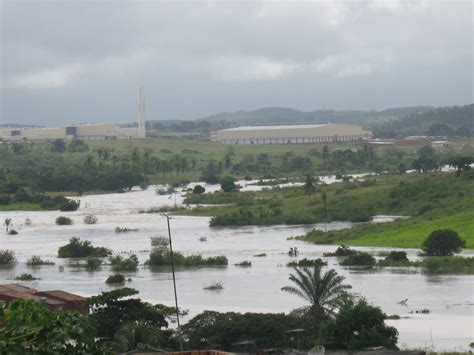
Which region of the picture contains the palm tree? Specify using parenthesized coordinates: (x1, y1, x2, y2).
(303, 172, 317, 202)
(112, 322, 163, 352)
(282, 266, 351, 332)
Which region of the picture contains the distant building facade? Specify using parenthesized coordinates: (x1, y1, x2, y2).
(212, 123, 372, 144)
(0, 123, 134, 141)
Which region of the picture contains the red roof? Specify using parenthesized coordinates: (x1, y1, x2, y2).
(37, 290, 86, 302)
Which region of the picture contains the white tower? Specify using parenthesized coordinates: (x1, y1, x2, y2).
(137, 86, 146, 138)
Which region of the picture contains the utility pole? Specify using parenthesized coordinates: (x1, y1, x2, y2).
(165, 214, 183, 354)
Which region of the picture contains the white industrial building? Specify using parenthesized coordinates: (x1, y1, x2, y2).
(0, 87, 147, 142)
(211, 123, 372, 144)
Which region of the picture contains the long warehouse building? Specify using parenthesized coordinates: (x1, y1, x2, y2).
(212, 123, 372, 144)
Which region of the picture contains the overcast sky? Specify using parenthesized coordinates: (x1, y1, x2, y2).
(1, 0, 472, 125)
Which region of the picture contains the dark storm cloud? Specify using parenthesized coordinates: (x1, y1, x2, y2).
(0, 0, 472, 125)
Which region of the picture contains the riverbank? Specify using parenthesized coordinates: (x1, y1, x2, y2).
(300, 211, 474, 249)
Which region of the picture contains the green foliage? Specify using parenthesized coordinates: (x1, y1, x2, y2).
(0, 249, 16, 265)
(26, 255, 55, 266)
(51, 139, 66, 153)
(282, 266, 351, 332)
(422, 256, 474, 274)
(109, 321, 165, 352)
(323, 245, 358, 257)
(105, 274, 126, 284)
(109, 254, 139, 271)
(340, 252, 376, 266)
(88, 288, 168, 339)
(286, 258, 327, 268)
(385, 251, 408, 262)
(422, 229, 465, 256)
(182, 311, 312, 350)
(234, 261, 252, 267)
(318, 299, 398, 349)
(147, 250, 227, 267)
(59, 198, 80, 211)
(192, 184, 205, 194)
(55, 216, 73, 225)
(58, 237, 111, 258)
(14, 273, 38, 281)
(0, 300, 104, 354)
(220, 175, 240, 193)
(86, 256, 103, 271)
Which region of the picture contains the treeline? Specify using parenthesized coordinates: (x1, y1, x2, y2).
(372, 104, 473, 138)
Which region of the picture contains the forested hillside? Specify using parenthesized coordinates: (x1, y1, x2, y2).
(372, 104, 473, 138)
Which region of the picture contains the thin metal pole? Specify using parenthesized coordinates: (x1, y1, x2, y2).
(166, 215, 183, 354)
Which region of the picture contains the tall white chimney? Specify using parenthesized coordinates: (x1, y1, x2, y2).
(137, 87, 146, 138)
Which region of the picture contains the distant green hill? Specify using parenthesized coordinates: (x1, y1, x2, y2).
(195, 106, 434, 126)
(372, 104, 473, 138)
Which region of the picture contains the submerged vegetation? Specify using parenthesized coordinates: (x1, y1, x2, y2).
(58, 237, 111, 258)
(26, 256, 55, 266)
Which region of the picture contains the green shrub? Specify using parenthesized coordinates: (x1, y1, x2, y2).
(147, 250, 227, 267)
(26, 256, 55, 266)
(385, 251, 408, 262)
(86, 256, 103, 271)
(58, 237, 111, 258)
(58, 198, 80, 211)
(109, 254, 139, 271)
(14, 273, 38, 281)
(286, 258, 327, 267)
(340, 252, 376, 266)
(105, 274, 126, 284)
(55, 216, 73, 225)
(234, 261, 252, 267)
(0, 250, 16, 265)
(8, 229, 18, 235)
(323, 245, 358, 257)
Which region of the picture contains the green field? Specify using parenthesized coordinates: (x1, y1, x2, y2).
(0, 202, 45, 212)
(340, 211, 474, 249)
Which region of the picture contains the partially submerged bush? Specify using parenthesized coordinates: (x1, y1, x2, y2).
(14, 273, 38, 281)
(254, 253, 267, 257)
(147, 251, 227, 267)
(115, 227, 139, 233)
(83, 214, 98, 225)
(340, 252, 376, 266)
(234, 261, 252, 267)
(55, 216, 73, 225)
(385, 251, 409, 262)
(286, 258, 328, 268)
(86, 256, 103, 271)
(8, 229, 18, 235)
(58, 237, 111, 258)
(323, 245, 358, 257)
(105, 274, 126, 284)
(0, 250, 16, 265)
(203, 282, 224, 290)
(109, 254, 139, 271)
(26, 256, 55, 266)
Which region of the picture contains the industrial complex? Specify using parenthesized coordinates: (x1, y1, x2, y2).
(0, 87, 147, 142)
(211, 123, 372, 144)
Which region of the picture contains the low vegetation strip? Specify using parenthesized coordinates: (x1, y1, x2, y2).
(300, 211, 474, 249)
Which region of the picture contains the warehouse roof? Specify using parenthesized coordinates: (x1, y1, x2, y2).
(219, 124, 331, 131)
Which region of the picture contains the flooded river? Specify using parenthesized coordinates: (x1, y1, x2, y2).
(0, 180, 472, 351)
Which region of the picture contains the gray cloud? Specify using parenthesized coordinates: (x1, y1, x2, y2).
(1, 0, 472, 125)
